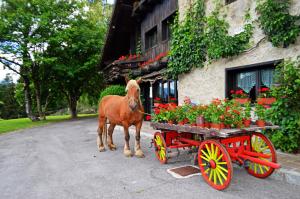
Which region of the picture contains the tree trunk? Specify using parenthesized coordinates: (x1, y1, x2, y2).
(33, 79, 45, 120)
(69, 96, 78, 119)
(23, 76, 38, 121)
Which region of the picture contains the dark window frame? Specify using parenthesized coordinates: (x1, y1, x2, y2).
(161, 13, 176, 42)
(145, 26, 158, 50)
(225, 60, 281, 102)
(153, 79, 178, 104)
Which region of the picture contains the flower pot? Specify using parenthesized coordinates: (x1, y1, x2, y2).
(220, 123, 225, 129)
(178, 121, 185, 125)
(256, 120, 265, 127)
(233, 98, 250, 104)
(257, 97, 276, 105)
(243, 119, 251, 127)
(211, 123, 222, 130)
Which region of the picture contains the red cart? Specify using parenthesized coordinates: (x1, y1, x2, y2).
(151, 122, 280, 190)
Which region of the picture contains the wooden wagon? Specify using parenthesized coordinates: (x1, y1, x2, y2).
(150, 122, 280, 190)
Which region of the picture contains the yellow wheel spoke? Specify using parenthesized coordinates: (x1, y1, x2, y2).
(259, 164, 264, 174)
(211, 144, 215, 160)
(216, 167, 227, 181)
(205, 144, 212, 158)
(204, 168, 210, 174)
(216, 169, 223, 185)
(263, 165, 269, 171)
(200, 155, 210, 162)
(201, 150, 210, 160)
(254, 163, 257, 173)
(216, 154, 224, 162)
(214, 147, 219, 160)
(217, 161, 227, 165)
(260, 145, 269, 152)
(209, 169, 214, 181)
(200, 163, 206, 166)
(218, 165, 228, 173)
(213, 168, 217, 184)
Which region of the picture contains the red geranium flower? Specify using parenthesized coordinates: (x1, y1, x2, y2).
(146, 115, 151, 120)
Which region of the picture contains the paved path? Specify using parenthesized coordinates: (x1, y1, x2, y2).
(0, 118, 300, 199)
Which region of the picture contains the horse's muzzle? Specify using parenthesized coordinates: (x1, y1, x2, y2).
(129, 103, 138, 111)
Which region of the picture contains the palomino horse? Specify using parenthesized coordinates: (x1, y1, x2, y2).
(97, 78, 145, 158)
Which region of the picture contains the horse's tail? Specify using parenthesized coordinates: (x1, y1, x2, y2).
(103, 118, 108, 145)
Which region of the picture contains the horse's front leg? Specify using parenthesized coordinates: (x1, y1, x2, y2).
(123, 125, 133, 157)
(135, 121, 145, 158)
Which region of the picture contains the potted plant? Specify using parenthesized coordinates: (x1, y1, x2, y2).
(230, 89, 250, 104)
(255, 104, 266, 127)
(207, 103, 223, 130)
(153, 97, 162, 107)
(257, 87, 276, 105)
(242, 102, 252, 127)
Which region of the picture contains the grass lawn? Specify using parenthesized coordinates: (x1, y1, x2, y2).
(0, 114, 97, 134)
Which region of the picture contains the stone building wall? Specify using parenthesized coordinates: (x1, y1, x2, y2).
(177, 0, 300, 104)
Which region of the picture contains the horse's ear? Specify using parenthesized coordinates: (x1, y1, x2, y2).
(124, 76, 130, 84)
(136, 77, 142, 84)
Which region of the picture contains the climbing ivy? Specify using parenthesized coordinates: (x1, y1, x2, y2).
(167, 0, 253, 78)
(205, 9, 253, 60)
(256, 0, 300, 47)
(167, 0, 206, 79)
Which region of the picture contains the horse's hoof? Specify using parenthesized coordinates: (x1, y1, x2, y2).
(135, 149, 145, 158)
(98, 146, 106, 152)
(124, 149, 133, 157)
(109, 144, 117, 151)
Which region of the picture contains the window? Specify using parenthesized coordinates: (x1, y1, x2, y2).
(145, 26, 157, 50)
(162, 14, 175, 41)
(226, 62, 278, 102)
(153, 80, 177, 103)
(225, 0, 237, 5)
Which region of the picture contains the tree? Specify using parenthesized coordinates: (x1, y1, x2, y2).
(47, 1, 108, 118)
(0, 0, 74, 120)
(0, 74, 26, 119)
(0, 0, 108, 119)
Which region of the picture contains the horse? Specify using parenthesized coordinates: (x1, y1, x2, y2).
(97, 78, 145, 158)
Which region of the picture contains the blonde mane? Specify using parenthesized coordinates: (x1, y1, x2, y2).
(125, 80, 140, 91)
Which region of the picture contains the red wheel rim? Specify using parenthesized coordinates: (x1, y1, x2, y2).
(198, 140, 233, 190)
(154, 132, 167, 164)
(246, 132, 276, 178)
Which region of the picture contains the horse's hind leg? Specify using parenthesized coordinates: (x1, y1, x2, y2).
(97, 116, 106, 152)
(108, 123, 117, 151)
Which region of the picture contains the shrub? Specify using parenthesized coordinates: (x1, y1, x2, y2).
(99, 85, 126, 101)
(266, 59, 300, 153)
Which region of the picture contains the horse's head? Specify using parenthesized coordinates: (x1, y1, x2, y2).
(125, 77, 142, 111)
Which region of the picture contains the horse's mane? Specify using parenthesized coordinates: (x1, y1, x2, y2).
(125, 80, 140, 91)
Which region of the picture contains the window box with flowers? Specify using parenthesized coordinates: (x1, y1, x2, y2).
(257, 87, 276, 105)
(230, 89, 250, 104)
(153, 97, 162, 107)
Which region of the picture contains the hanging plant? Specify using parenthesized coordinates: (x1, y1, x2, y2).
(256, 0, 300, 47)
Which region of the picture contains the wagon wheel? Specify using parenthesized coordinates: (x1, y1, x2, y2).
(246, 132, 277, 178)
(154, 132, 167, 164)
(198, 140, 233, 190)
